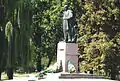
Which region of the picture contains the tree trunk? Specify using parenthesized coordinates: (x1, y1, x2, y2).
(7, 67, 13, 80)
(78, 56, 80, 72)
(47, 56, 53, 67)
(110, 68, 116, 80)
(37, 53, 41, 72)
(0, 69, 1, 80)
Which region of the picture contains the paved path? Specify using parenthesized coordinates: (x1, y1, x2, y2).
(3, 73, 116, 81)
(39, 73, 116, 81)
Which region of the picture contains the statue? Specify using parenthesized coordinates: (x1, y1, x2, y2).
(63, 4, 77, 43)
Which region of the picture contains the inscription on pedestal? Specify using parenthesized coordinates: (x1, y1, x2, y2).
(59, 49, 64, 51)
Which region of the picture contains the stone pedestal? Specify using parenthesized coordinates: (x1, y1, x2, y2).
(57, 41, 78, 72)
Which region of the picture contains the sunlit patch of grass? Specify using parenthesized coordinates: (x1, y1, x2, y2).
(1, 72, 37, 80)
(2, 72, 6, 75)
(1, 76, 8, 80)
(13, 73, 29, 77)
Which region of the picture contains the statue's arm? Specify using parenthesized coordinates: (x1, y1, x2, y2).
(63, 10, 73, 20)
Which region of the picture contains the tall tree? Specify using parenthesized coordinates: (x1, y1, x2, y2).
(5, 21, 13, 79)
(0, 0, 33, 79)
(77, 0, 120, 80)
(32, 0, 63, 70)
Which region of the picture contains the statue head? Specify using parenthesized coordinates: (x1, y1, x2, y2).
(64, 3, 70, 11)
(64, 5, 68, 11)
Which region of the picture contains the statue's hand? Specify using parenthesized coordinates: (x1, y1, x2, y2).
(63, 17, 68, 20)
(63, 17, 66, 20)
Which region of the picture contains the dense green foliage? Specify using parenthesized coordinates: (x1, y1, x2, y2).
(78, 0, 120, 79)
(0, 0, 120, 80)
(32, 0, 63, 71)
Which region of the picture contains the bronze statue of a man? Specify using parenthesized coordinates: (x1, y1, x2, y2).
(63, 4, 77, 43)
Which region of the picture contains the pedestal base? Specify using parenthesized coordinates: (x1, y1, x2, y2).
(59, 73, 106, 79)
(57, 41, 78, 72)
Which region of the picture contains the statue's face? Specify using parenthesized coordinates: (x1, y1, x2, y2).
(64, 5, 68, 11)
